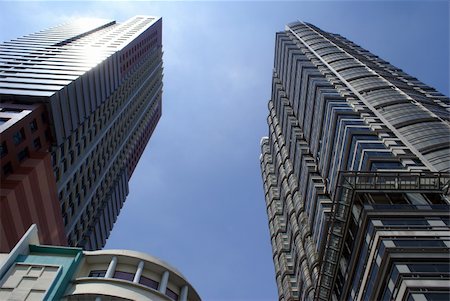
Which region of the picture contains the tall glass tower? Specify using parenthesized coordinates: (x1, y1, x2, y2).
(260, 22, 450, 301)
(0, 16, 163, 251)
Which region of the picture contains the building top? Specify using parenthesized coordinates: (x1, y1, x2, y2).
(86, 249, 187, 282)
(0, 15, 161, 99)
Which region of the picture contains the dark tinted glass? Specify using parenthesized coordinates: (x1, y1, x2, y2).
(33, 137, 41, 150)
(382, 219, 428, 226)
(166, 288, 178, 300)
(408, 263, 450, 273)
(3, 162, 13, 176)
(0, 141, 7, 158)
(88, 270, 106, 277)
(13, 129, 25, 145)
(113, 270, 134, 281)
(17, 147, 29, 162)
(394, 240, 446, 247)
(29, 119, 38, 132)
(139, 275, 159, 289)
(422, 292, 450, 301)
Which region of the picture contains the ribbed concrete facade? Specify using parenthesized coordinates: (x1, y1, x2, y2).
(260, 22, 450, 301)
(0, 16, 163, 251)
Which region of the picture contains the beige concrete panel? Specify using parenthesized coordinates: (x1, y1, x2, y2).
(67, 278, 172, 301)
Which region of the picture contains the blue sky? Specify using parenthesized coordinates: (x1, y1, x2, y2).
(0, 1, 448, 300)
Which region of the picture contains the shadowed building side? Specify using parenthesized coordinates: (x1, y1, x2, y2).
(0, 102, 66, 251)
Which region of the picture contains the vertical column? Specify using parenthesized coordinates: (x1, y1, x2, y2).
(105, 256, 117, 278)
(158, 270, 169, 294)
(180, 285, 188, 301)
(133, 261, 145, 283)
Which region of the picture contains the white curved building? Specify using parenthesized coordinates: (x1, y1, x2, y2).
(0, 225, 201, 301)
(66, 249, 200, 301)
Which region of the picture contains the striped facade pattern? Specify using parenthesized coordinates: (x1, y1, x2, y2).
(341, 198, 450, 301)
(0, 16, 163, 250)
(260, 22, 450, 301)
(0, 152, 66, 251)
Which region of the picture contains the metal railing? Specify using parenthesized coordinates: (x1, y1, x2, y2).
(315, 171, 450, 301)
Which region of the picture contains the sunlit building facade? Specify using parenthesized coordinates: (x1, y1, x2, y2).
(0, 16, 163, 251)
(0, 225, 201, 301)
(260, 22, 450, 301)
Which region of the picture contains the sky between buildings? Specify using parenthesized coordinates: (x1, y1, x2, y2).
(0, 1, 448, 300)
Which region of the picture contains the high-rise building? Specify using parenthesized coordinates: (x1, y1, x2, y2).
(260, 22, 450, 301)
(0, 16, 163, 251)
(0, 224, 201, 301)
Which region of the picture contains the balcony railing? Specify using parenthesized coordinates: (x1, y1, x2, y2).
(340, 171, 450, 192)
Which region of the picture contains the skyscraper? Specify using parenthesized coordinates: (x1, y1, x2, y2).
(260, 22, 450, 301)
(0, 16, 163, 251)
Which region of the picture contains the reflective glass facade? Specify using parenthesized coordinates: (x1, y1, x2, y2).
(260, 22, 450, 301)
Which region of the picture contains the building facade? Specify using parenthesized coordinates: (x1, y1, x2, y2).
(0, 16, 163, 251)
(0, 224, 201, 301)
(260, 22, 450, 301)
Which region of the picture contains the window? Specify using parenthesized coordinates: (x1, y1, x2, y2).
(17, 147, 29, 162)
(29, 119, 38, 132)
(406, 193, 428, 205)
(166, 288, 179, 300)
(366, 193, 390, 204)
(382, 219, 428, 226)
(389, 193, 408, 205)
(394, 239, 447, 247)
(69, 202, 74, 216)
(139, 275, 159, 289)
(370, 161, 403, 171)
(3, 162, 13, 176)
(424, 193, 446, 205)
(13, 128, 25, 145)
(88, 270, 106, 277)
(33, 137, 41, 150)
(113, 271, 134, 281)
(0, 141, 7, 158)
(407, 263, 450, 273)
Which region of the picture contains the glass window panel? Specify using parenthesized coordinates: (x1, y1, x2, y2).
(139, 276, 159, 289)
(406, 193, 429, 205)
(113, 270, 134, 282)
(166, 288, 179, 300)
(394, 240, 447, 247)
(88, 270, 106, 277)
